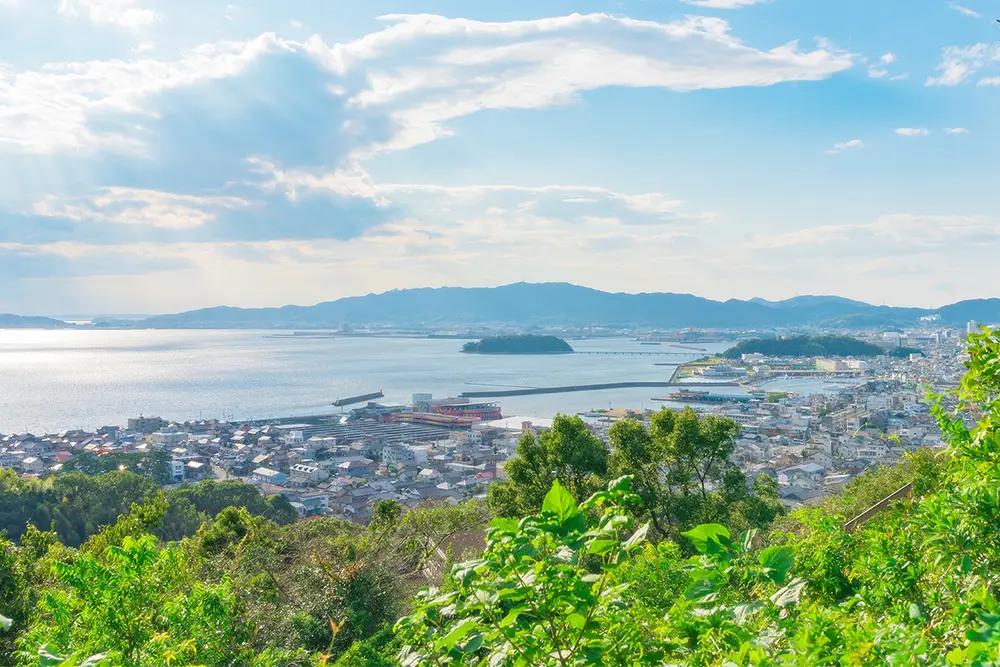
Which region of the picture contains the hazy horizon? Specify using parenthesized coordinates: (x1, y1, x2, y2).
(7, 281, 996, 320)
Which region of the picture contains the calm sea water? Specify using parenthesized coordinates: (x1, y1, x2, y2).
(0, 330, 845, 434)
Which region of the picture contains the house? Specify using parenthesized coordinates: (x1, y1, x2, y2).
(289, 463, 328, 482)
(298, 491, 330, 516)
(253, 467, 287, 485)
(778, 463, 825, 488)
(19, 457, 44, 475)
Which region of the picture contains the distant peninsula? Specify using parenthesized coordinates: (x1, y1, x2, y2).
(461, 334, 574, 355)
(0, 314, 73, 329)
(722, 335, 885, 359)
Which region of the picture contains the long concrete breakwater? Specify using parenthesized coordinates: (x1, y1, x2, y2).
(459, 380, 740, 399)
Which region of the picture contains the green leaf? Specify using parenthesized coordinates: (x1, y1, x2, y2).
(490, 517, 520, 533)
(684, 577, 718, 602)
(608, 476, 633, 493)
(732, 602, 764, 625)
(499, 606, 528, 628)
(587, 539, 617, 556)
(758, 546, 795, 585)
(623, 523, 650, 551)
(909, 603, 923, 621)
(681, 524, 732, 555)
(435, 619, 479, 652)
(542, 480, 579, 524)
(0, 614, 11, 632)
(567, 613, 587, 629)
(770, 577, 807, 608)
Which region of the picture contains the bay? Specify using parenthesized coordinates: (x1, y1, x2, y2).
(0, 330, 740, 434)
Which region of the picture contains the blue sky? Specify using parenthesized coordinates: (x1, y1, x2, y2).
(0, 0, 998, 315)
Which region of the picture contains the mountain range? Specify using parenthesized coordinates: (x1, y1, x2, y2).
(83, 283, 1000, 330)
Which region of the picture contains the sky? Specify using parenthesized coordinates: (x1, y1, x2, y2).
(0, 0, 998, 315)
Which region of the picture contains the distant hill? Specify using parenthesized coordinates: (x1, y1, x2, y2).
(461, 335, 574, 355)
(722, 335, 885, 359)
(934, 299, 1000, 326)
(81, 283, 1000, 330)
(0, 314, 72, 329)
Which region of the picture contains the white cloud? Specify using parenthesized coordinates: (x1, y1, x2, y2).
(868, 52, 904, 79)
(944, 127, 969, 134)
(57, 0, 158, 28)
(880, 52, 897, 64)
(0, 14, 853, 158)
(867, 67, 888, 79)
(979, 77, 1000, 86)
(679, 0, 767, 7)
(926, 43, 1000, 86)
(290, 19, 306, 29)
(32, 188, 251, 229)
(827, 139, 865, 153)
(0, 33, 295, 153)
(948, 3, 982, 18)
(895, 127, 929, 136)
(313, 13, 854, 157)
(752, 213, 1000, 251)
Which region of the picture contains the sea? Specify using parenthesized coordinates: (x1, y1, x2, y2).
(0, 330, 847, 434)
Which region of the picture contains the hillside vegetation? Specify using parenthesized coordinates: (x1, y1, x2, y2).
(8, 330, 1000, 665)
(722, 334, 885, 359)
(461, 334, 573, 355)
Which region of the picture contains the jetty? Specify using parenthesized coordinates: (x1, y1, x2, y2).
(459, 380, 738, 399)
(333, 391, 385, 407)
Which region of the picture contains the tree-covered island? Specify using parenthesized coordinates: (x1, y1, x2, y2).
(722, 334, 885, 358)
(461, 334, 574, 354)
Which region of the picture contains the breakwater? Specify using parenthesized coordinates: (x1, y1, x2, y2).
(459, 380, 739, 399)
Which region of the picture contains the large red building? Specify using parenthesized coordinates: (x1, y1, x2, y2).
(433, 402, 502, 421)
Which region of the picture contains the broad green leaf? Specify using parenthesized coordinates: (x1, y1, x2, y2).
(623, 523, 650, 551)
(434, 619, 479, 651)
(684, 577, 718, 602)
(758, 545, 795, 585)
(770, 577, 807, 608)
(608, 476, 633, 493)
(587, 539, 617, 555)
(0, 614, 11, 632)
(542, 480, 578, 523)
(80, 656, 109, 667)
(732, 602, 764, 625)
(681, 524, 731, 555)
(490, 517, 520, 533)
(567, 613, 587, 629)
(498, 606, 527, 628)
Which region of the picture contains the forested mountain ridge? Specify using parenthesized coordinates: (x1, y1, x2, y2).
(104, 283, 997, 329)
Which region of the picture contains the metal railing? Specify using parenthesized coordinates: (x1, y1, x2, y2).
(844, 482, 915, 534)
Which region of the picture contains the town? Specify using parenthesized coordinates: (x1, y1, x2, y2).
(0, 325, 972, 522)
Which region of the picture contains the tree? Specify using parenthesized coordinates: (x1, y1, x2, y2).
(487, 415, 608, 517)
(608, 409, 778, 541)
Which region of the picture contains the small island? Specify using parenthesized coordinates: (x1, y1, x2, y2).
(461, 334, 574, 355)
(722, 334, 884, 359)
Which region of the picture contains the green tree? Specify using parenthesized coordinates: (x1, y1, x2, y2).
(608, 409, 776, 541)
(488, 415, 608, 517)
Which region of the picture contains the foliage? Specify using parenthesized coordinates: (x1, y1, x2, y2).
(488, 415, 608, 517)
(396, 478, 663, 665)
(722, 334, 885, 359)
(0, 473, 296, 547)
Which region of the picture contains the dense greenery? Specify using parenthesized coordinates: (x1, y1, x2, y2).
(0, 472, 296, 547)
(722, 334, 885, 359)
(461, 335, 574, 355)
(488, 412, 783, 542)
(10, 329, 1000, 665)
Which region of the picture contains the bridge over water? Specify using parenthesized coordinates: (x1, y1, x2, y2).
(574, 350, 697, 357)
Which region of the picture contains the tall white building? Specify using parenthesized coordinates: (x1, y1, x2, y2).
(968, 321, 979, 336)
